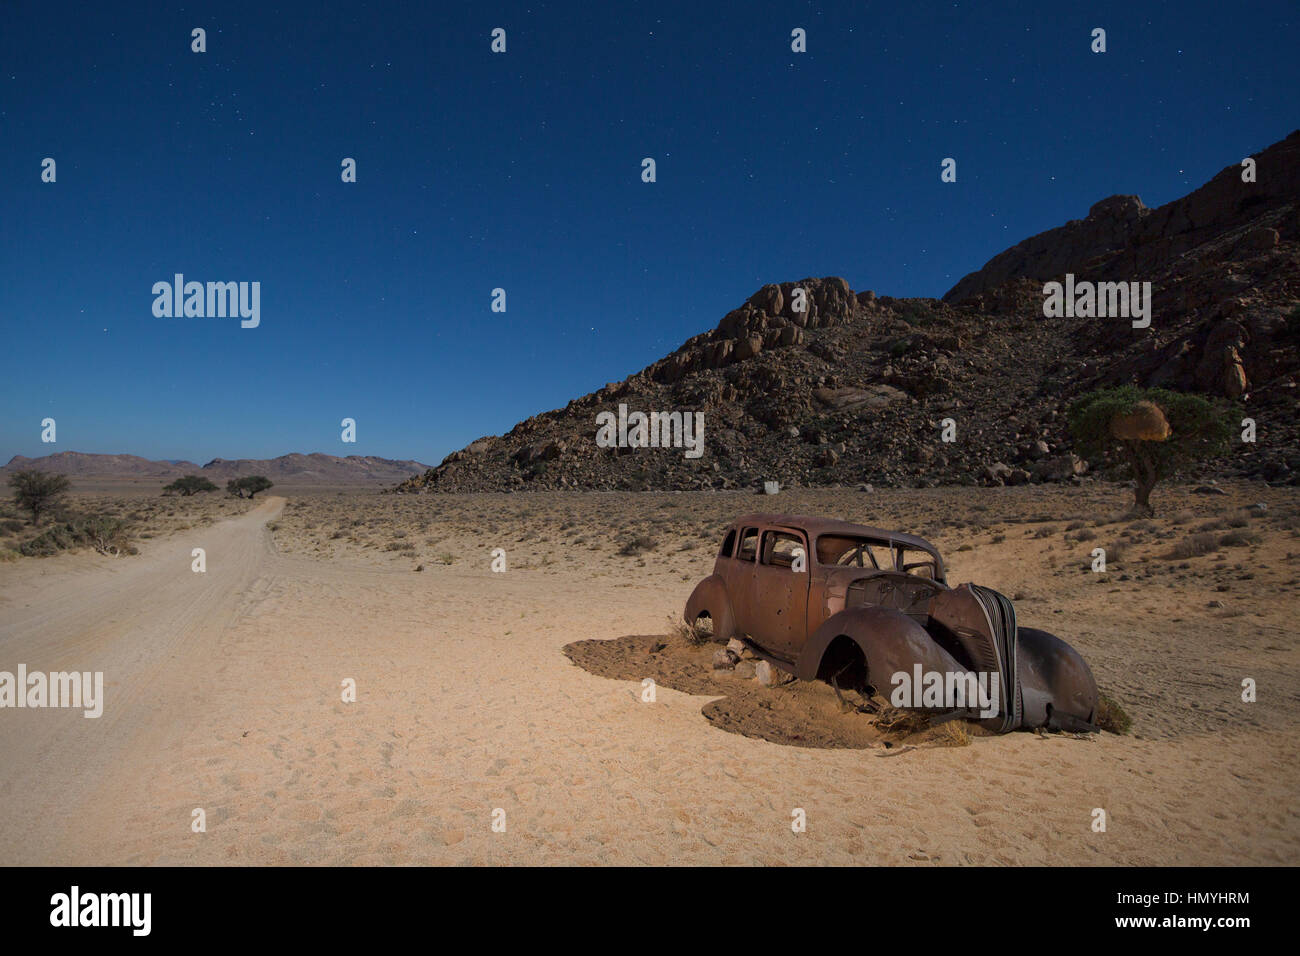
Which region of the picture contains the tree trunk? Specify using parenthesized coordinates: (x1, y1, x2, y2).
(1128, 442, 1158, 516)
(1133, 478, 1155, 517)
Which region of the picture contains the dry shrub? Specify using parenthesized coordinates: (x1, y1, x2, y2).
(619, 534, 657, 556)
(874, 703, 930, 735)
(668, 614, 713, 646)
(1218, 530, 1261, 548)
(931, 720, 972, 747)
(1164, 532, 1219, 560)
(1095, 693, 1131, 735)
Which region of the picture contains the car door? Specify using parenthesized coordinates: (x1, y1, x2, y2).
(726, 526, 761, 637)
(749, 528, 810, 660)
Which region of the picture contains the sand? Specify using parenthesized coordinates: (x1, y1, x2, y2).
(0, 482, 1297, 865)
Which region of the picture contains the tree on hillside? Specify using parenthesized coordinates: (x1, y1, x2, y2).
(163, 475, 219, 496)
(8, 470, 71, 525)
(226, 475, 274, 499)
(1067, 386, 1237, 516)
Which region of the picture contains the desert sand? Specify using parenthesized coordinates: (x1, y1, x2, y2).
(0, 482, 1297, 865)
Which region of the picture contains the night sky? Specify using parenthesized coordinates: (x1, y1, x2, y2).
(2, 1, 1296, 464)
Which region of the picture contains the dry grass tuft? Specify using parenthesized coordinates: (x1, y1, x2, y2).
(1095, 693, 1132, 735)
(931, 720, 972, 747)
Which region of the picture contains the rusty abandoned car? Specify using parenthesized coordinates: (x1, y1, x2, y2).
(685, 514, 1099, 733)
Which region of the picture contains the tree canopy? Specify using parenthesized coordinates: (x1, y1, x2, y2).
(1067, 386, 1237, 515)
(163, 475, 219, 496)
(8, 470, 71, 525)
(226, 475, 274, 498)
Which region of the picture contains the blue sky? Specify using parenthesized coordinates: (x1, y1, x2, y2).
(1, 0, 1296, 465)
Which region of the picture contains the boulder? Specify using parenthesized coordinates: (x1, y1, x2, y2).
(734, 335, 764, 362)
(812, 384, 907, 411)
(1031, 454, 1089, 482)
(748, 283, 784, 315)
(755, 660, 786, 686)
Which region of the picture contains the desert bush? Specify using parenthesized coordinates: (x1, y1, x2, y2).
(669, 614, 713, 646)
(19, 515, 134, 557)
(1165, 532, 1220, 559)
(873, 703, 930, 736)
(162, 475, 219, 496)
(619, 534, 657, 556)
(1218, 530, 1261, 548)
(931, 719, 972, 747)
(8, 470, 71, 525)
(1095, 693, 1131, 734)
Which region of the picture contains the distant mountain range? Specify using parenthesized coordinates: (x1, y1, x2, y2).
(1, 452, 431, 483)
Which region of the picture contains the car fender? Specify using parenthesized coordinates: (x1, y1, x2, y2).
(1016, 626, 1099, 728)
(796, 605, 963, 688)
(684, 575, 736, 642)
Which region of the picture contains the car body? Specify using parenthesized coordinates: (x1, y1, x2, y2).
(684, 513, 1099, 733)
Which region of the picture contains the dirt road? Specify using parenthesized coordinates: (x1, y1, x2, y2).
(1, 490, 1296, 865)
(0, 497, 285, 863)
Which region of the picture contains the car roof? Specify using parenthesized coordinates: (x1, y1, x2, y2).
(730, 513, 942, 558)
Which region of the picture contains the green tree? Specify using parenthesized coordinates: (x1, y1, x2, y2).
(163, 475, 219, 496)
(227, 475, 274, 499)
(8, 470, 71, 525)
(1067, 386, 1237, 515)
(242, 476, 273, 498)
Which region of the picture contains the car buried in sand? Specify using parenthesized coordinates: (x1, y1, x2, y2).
(684, 514, 1099, 733)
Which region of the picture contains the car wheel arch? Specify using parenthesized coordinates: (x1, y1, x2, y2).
(684, 574, 736, 642)
(796, 606, 965, 689)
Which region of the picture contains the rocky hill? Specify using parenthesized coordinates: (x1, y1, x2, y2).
(394, 129, 1300, 493)
(3, 452, 430, 483)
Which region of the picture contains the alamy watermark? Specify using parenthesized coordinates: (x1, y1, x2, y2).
(50, 886, 150, 936)
(890, 665, 1000, 719)
(0, 665, 103, 717)
(152, 274, 260, 328)
(595, 403, 704, 459)
(1042, 273, 1151, 328)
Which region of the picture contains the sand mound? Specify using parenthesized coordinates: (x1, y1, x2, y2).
(563, 633, 981, 751)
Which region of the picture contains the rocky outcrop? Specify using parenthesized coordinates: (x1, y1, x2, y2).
(649, 277, 852, 384)
(944, 130, 1300, 303)
(395, 132, 1300, 495)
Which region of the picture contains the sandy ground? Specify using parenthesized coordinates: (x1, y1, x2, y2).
(0, 482, 1297, 865)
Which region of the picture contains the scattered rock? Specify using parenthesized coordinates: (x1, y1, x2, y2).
(755, 660, 785, 686)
